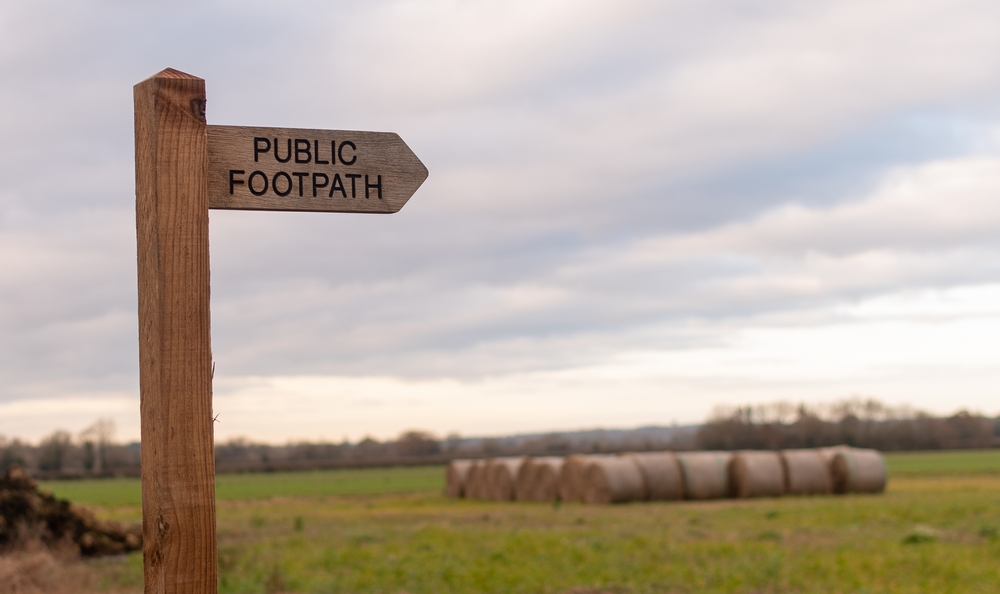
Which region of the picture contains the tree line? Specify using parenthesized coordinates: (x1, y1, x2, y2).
(3, 399, 996, 477)
(695, 398, 1000, 451)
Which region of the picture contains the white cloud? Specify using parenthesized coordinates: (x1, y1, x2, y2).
(2, 0, 1000, 439)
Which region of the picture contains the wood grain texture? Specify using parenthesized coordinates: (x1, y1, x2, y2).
(134, 68, 217, 594)
(206, 125, 427, 213)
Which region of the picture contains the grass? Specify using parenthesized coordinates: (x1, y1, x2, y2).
(33, 449, 1000, 593)
(883, 448, 1000, 476)
(38, 465, 443, 507)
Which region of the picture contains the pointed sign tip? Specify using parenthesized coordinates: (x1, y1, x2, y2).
(142, 68, 203, 83)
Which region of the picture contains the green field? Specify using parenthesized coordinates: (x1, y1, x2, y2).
(39, 465, 443, 507)
(37, 449, 1000, 594)
(39, 449, 1000, 506)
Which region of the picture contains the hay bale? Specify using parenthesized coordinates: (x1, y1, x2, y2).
(831, 448, 887, 494)
(514, 458, 536, 501)
(531, 457, 564, 502)
(445, 459, 474, 498)
(626, 452, 683, 501)
(559, 455, 609, 503)
(558, 455, 585, 503)
(780, 449, 832, 495)
(580, 456, 645, 504)
(515, 457, 563, 502)
(485, 457, 525, 501)
(463, 460, 486, 500)
(676, 451, 733, 500)
(729, 451, 785, 498)
(818, 445, 851, 465)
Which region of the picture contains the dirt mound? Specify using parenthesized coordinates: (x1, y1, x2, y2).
(0, 465, 141, 557)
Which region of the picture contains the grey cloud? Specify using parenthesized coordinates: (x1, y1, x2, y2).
(2, 0, 1000, 406)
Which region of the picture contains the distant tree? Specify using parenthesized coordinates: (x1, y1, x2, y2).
(443, 433, 463, 453)
(479, 438, 500, 455)
(79, 418, 115, 473)
(354, 437, 386, 459)
(38, 430, 73, 471)
(395, 431, 441, 457)
(0, 437, 28, 471)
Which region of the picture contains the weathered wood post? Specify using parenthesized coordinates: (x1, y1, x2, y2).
(134, 68, 217, 594)
(133, 65, 426, 593)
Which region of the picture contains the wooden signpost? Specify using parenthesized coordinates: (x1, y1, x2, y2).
(134, 68, 426, 594)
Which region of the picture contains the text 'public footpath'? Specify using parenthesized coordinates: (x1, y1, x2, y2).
(227, 137, 383, 200)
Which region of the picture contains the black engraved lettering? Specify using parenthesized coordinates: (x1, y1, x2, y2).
(229, 170, 245, 194)
(339, 141, 357, 166)
(312, 173, 329, 197)
(294, 139, 311, 164)
(329, 173, 346, 198)
(274, 138, 292, 163)
(365, 174, 382, 199)
(248, 171, 268, 196)
(292, 172, 309, 196)
(253, 138, 271, 162)
(345, 173, 361, 198)
(314, 140, 329, 164)
(272, 172, 292, 196)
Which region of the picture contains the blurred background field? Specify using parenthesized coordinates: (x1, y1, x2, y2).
(38, 466, 445, 507)
(37, 448, 1000, 506)
(28, 449, 1000, 594)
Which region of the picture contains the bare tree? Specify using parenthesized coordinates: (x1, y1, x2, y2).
(79, 419, 116, 474)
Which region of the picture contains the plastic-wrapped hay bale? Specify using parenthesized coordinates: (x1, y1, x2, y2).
(779, 449, 832, 495)
(464, 460, 486, 500)
(485, 457, 525, 501)
(581, 456, 645, 504)
(831, 448, 887, 494)
(677, 451, 733, 500)
(559, 455, 608, 503)
(626, 452, 683, 501)
(729, 451, 785, 498)
(445, 459, 474, 498)
(515, 457, 563, 502)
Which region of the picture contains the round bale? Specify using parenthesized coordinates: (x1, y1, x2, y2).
(464, 460, 486, 500)
(831, 448, 887, 494)
(517, 457, 563, 502)
(485, 457, 525, 501)
(445, 459, 474, 498)
(581, 456, 645, 504)
(559, 455, 609, 503)
(729, 450, 785, 498)
(532, 457, 564, 502)
(779, 449, 831, 495)
(677, 451, 733, 500)
(626, 452, 683, 501)
(514, 458, 537, 501)
(818, 445, 851, 465)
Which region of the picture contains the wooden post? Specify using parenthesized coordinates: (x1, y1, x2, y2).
(134, 68, 217, 594)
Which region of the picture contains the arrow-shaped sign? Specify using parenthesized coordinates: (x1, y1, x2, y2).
(207, 125, 427, 213)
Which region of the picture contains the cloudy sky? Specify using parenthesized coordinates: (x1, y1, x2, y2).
(2, 0, 999, 443)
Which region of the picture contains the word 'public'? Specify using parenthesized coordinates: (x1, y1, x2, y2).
(227, 137, 384, 199)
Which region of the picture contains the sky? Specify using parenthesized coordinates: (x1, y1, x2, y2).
(1, 0, 999, 443)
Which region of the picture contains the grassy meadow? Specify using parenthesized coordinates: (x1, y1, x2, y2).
(33, 450, 1000, 593)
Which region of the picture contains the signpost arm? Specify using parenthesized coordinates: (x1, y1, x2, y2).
(134, 68, 217, 594)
